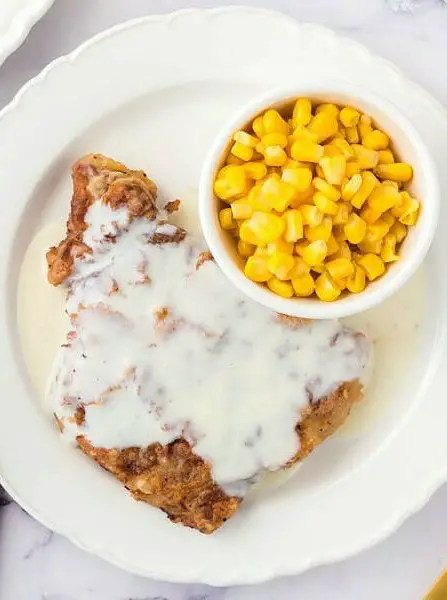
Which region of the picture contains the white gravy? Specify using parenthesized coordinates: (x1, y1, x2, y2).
(35, 183, 370, 495)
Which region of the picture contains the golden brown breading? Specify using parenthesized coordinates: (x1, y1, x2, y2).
(48, 154, 364, 534)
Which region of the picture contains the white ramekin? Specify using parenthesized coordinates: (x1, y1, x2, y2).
(198, 81, 440, 319)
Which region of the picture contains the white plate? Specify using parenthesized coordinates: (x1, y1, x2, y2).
(0, 0, 54, 67)
(1, 7, 447, 586)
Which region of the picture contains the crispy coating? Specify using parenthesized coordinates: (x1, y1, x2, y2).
(49, 154, 364, 534)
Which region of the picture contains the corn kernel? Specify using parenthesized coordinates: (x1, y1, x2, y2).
(284, 158, 304, 169)
(289, 257, 310, 279)
(346, 266, 366, 293)
(367, 183, 400, 213)
(319, 155, 346, 185)
(333, 202, 351, 225)
(219, 208, 235, 230)
(332, 240, 352, 261)
(305, 217, 332, 243)
(314, 192, 339, 215)
(316, 103, 339, 118)
(244, 162, 267, 180)
(359, 115, 373, 140)
(282, 167, 313, 191)
(263, 145, 288, 167)
(339, 106, 360, 128)
(292, 98, 312, 128)
(300, 204, 324, 227)
(231, 199, 253, 220)
(392, 191, 420, 224)
(263, 109, 290, 135)
(231, 141, 254, 161)
(283, 209, 304, 242)
(291, 140, 324, 163)
(244, 256, 271, 282)
(358, 238, 384, 254)
(346, 162, 361, 177)
(315, 273, 341, 302)
(254, 246, 269, 257)
(239, 220, 263, 245)
(267, 251, 295, 280)
(292, 273, 315, 297)
(262, 132, 288, 148)
(302, 240, 328, 266)
(344, 213, 367, 244)
(342, 174, 362, 201)
(326, 258, 355, 281)
(357, 253, 385, 281)
(327, 234, 340, 256)
(233, 130, 259, 148)
(378, 150, 395, 164)
(289, 187, 314, 208)
(323, 143, 343, 158)
(267, 277, 294, 298)
(267, 240, 294, 255)
(237, 240, 255, 257)
(313, 177, 341, 201)
(362, 130, 389, 151)
(390, 221, 407, 243)
(252, 116, 265, 138)
(379, 233, 399, 263)
(311, 264, 325, 275)
(351, 171, 378, 209)
(346, 126, 360, 144)
(247, 211, 285, 243)
(365, 219, 390, 242)
(291, 126, 319, 143)
(316, 164, 325, 178)
(214, 165, 249, 200)
(333, 137, 355, 159)
(226, 154, 244, 165)
(308, 111, 338, 143)
(351, 145, 379, 170)
(400, 211, 418, 226)
(374, 163, 413, 182)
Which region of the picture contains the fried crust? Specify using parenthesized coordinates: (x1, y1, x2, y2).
(50, 154, 364, 534)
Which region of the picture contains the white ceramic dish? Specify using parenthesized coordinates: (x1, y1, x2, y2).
(199, 83, 440, 320)
(0, 7, 446, 585)
(0, 0, 54, 67)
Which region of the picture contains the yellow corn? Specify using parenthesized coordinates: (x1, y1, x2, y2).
(226, 154, 244, 165)
(351, 171, 378, 209)
(289, 187, 314, 208)
(230, 142, 254, 162)
(380, 233, 399, 263)
(291, 140, 324, 163)
(254, 246, 269, 257)
(323, 143, 343, 158)
(333, 137, 355, 158)
(314, 192, 339, 215)
(365, 219, 390, 242)
(315, 273, 341, 302)
(378, 150, 395, 164)
(300, 204, 324, 227)
(358, 253, 385, 281)
(346, 266, 366, 293)
(305, 217, 333, 243)
(381, 211, 396, 228)
(392, 191, 420, 224)
(292, 98, 312, 128)
(313, 177, 341, 201)
(262, 132, 288, 149)
(342, 174, 362, 202)
(351, 144, 379, 170)
(358, 238, 383, 255)
(346, 162, 361, 177)
(345, 126, 360, 144)
(231, 199, 253, 219)
(289, 257, 310, 279)
(263, 145, 288, 167)
(390, 221, 407, 243)
(308, 111, 338, 142)
(319, 155, 346, 185)
(301, 240, 328, 266)
(333, 202, 351, 225)
(367, 182, 400, 213)
(359, 115, 373, 140)
(344, 213, 367, 244)
(360, 206, 381, 224)
(219, 208, 236, 230)
(374, 163, 413, 182)
(267, 277, 294, 298)
(339, 106, 360, 127)
(291, 126, 319, 143)
(326, 234, 340, 256)
(292, 273, 315, 297)
(260, 178, 296, 211)
(233, 130, 259, 148)
(214, 165, 249, 200)
(244, 162, 267, 180)
(333, 224, 347, 242)
(266, 240, 292, 255)
(283, 209, 304, 242)
(263, 109, 290, 135)
(311, 264, 326, 275)
(362, 130, 389, 151)
(244, 256, 271, 282)
(332, 240, 352, 261)
(382, 180, 400, 190)
(239, 220, 263, 245)
(326, 258, 355, 281)
(252, 116, 265, 138)
(282, 167, 313, 191)
(316, 103, 339, 118)
(247, 211, 285, 243)
(267, 252, 295, 280)
(237, 240, 255, 257)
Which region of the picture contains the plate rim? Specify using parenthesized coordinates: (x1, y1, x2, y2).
(1, 6, 447, 585)
(0, 0, 54, 68)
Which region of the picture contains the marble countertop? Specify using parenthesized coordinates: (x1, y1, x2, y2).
(1, 1, 447, 598)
